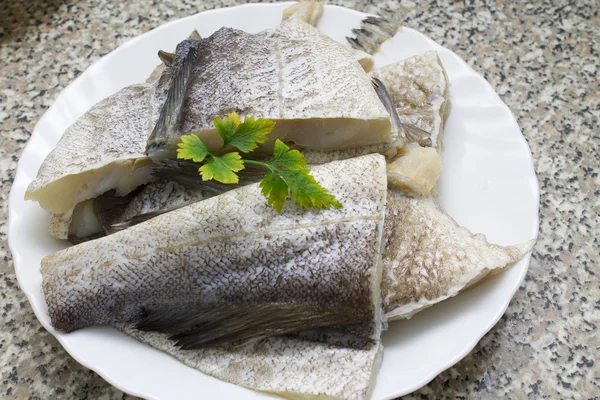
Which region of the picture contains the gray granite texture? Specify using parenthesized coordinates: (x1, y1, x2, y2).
(1, 0, 598, 398)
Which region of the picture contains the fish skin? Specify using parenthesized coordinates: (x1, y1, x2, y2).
(41, 155, 387, 340)
(110, 181, 534, 323)
(370, 51, 451, 151)
(382, 190, 535, 320)
(159, 19, 391, 155)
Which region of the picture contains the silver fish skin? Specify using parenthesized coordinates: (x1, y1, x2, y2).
(382, 190, 535, 320)
(41, 155, 387, 341)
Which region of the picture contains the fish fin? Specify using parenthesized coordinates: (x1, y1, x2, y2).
(146, 42, 199, 155)
(371, 77, 432, 147)
(371, 77, 403, 132)
(402, 123, 432, 147)
(152, 159, 263, 188)
(108, 209, 178, 233)
(137, 304, 371, 350)
(188, 30, 201, 40)
(157, 50, 175, 66)
(346, 11, 399, 54)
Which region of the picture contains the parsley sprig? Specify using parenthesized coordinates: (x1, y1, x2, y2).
(177, 113, 343, 212)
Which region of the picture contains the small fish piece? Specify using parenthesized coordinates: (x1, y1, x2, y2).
(346, 10, 400, 55)
(282, 1, 324, 26)
(381, 190, 535, 320)
(370, 51, 451, 151)
(386, 142, 442, 197)
(25, 83, 157, 214)
(41, 155, 387, 343)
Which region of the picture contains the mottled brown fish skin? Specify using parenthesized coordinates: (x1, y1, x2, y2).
(41, 155, 387, 338)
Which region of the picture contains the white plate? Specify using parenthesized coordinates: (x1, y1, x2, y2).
(8, 3, 539, 399)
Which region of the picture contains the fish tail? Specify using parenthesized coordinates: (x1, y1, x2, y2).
(346, 11, 400, 54)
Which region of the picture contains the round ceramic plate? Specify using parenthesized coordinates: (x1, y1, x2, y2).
(8, 3, 539, 399)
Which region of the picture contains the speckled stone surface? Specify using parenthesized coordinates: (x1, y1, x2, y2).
(0, 0, 598, 399)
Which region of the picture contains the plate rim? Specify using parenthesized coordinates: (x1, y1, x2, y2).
(8, 3, 540, 399)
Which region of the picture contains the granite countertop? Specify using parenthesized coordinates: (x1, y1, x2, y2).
(1, 0, 598, 398)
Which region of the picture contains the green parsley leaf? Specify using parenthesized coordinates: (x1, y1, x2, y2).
(257, 140, 343, 212)
(213, 112, 241, 145)
(177, 114, 342, 212)
(228, 116, 275, 153)
(214, 113, 274, 153)
(259, 170, 289, 212)
(176, 134, 210, 163)
(199, 152, 244, 184)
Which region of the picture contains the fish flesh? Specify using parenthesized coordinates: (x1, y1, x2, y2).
(382, 191, 535, 320)
(41, 155, 388, 341)
(371, 51, 451, 196)
(26, 19, 392, 214)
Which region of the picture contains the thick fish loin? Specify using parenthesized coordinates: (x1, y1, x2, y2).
(41, 155, 387, 339)
(381, 191, 535, 320)
(26, 19, 392, 214)
(149, 18, 392, 156)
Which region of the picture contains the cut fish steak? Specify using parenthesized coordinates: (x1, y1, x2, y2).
(41, 155, 388, 343)
(25, 19, 392, 214)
